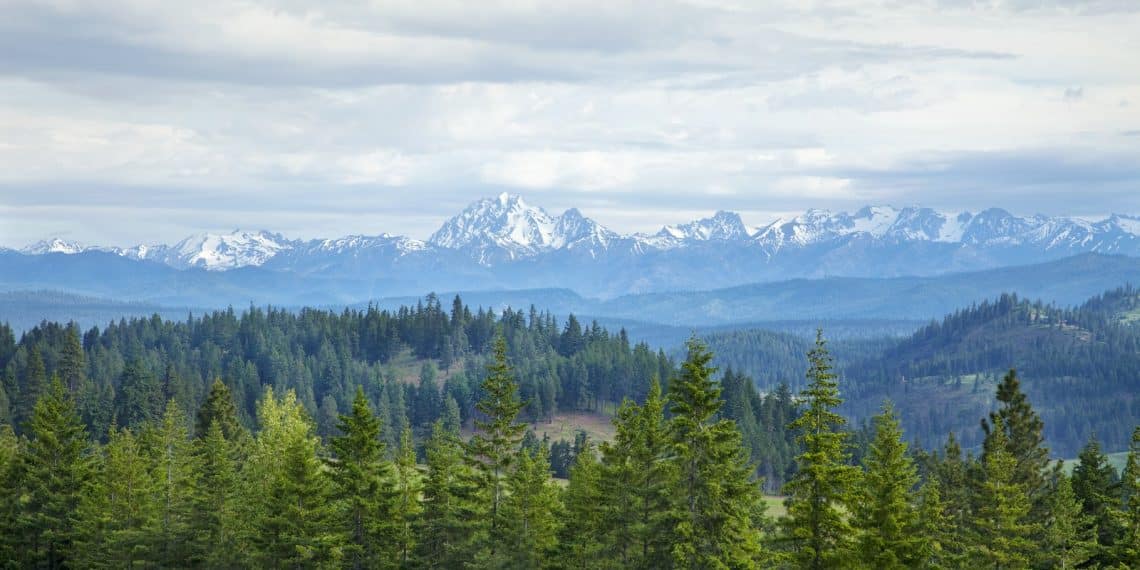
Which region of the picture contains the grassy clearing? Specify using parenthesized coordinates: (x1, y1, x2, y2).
(527, 411, 617, 444)
(1060, 451, 1130, 475)
(763, 495, 788, 519)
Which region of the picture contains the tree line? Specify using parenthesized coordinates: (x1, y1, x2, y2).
(3, 322, 1140, 568)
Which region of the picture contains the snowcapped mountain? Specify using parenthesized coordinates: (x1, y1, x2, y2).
(21, 238, 93, 255)
(428, 193, 620, 262)
(12, 194, 1140, 297)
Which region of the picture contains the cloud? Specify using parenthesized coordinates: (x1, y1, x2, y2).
(0, 0, 1138, 246)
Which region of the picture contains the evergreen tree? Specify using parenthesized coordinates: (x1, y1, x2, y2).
(981, 369, 1053, 507)
(59, 324, 86, 394)
(497, 444, 561, 569)
(554, 440, 606, 569)
(915, 479, 950, 569)
(18, 376, 91, 569)
(1116, 426, 1140, 566)
(394, 427, 424, 568)
(328, 386, 397, 570)
(414, 420, 480, 569)
(599, 376, 675, 569)
(852, 402, 926, 569)
(190, 421, 241, 568)
(968, 416, 1035, 569)
(115, 360, 163, 429)
(16, 347, 47, 430)
(74, 426, 155, 568)
(246, 388, 342, 568)
(467, 335, 526, 556)
(145, 400, 197, 566)
(783, 331, 860, 569)
(1041, 474, 1095, 569)
(0, 424, 23, 565)
(195, 377, 244, 442)
(1071, 434, 1122, 562)
(667, 338, 765, 569)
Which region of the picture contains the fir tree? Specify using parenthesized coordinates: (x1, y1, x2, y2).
(0, 425, 22, 565)
(852, 402, 925, 569)
(74, 426, 155, 569)
(246, 388, 342, 568)
(783, 331, 860, 570)
(18, 376, 91, 569)
(144, 400, 197, 566)
(414, 420, 480, 569)
(190, 421, 241, 567)
(497, 444, 561, 569)
(1072, 433, 1122, 562)
(668, 338, 765, 569)
(981, 369, 1053, 507)
(1041, 474, 1095, 569)
(394, 427, 424, 568)
(467, 335, 527, 555)
(554, 439, 606, 569)
(599, 376, 676, 569)
(328, 386, 397, 569)
(1116, 426, 1140, 566)
(968, 416, 1035, 569)
(195, 377, 244, 442)
(16, 347, 47, 431)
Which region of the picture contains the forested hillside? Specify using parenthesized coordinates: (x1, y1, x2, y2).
(705, 287, 1140, 456)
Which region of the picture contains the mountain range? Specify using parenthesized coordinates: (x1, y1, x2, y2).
(10, 193, 1140, 298)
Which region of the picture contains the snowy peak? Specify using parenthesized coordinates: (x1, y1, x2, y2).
(664, 211, 750, 242)
(163, 230, 296, 270)
(21, 238, 90, 255)
(428, 193, 616, 262)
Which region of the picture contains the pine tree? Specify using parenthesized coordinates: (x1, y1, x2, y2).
(16, 347, 47, 430)
(599, 376, 675, 569)
(968, 416, 1035, 569)
(914, 479, 950, 569)
(0, 424, 23, 565)
(414, 420, 481, 569)
(1072, 433, 1122, 562)
(1041, 474, 1095, 569)
(1115, 426, 1140, 566)
(668, 338, 765, 569)
(467, 335, 526, 556)
(852, 402, 925, 569)
(195, 377, 245, 442)
(59, 324, 86, 394)
(190, 421, 241, 567)
(497, 444, 561, 569)
(18, 376, 91, 569)
(246, 387, 342, 568)
(74, 426, 155, 568)
(115, 360, 163, 429)
(783, 331, 860, 569)
(981, 369, 1053, 507)
(554, 439, 606, 569)
(144, 400, 197, 566)
(328, 386, 397, 570)
(394, 427, 424, 568)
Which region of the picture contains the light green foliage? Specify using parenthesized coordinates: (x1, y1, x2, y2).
(497, 444, 561, 569)
(329, 386, 397, 569)
(598, 376, 676, 569)
(143, 400, 197, 566)
(1041, 474, 1095, 569)
(245, 387, 342, 568)
(467, 335, 527, 555)
(18, 376, 91, 569)
(190, 420, 241, 567)
(394, 427, 424, 567)
(782, 331, 860, 570)
(852, 402, 927, 569)
(668, 337, 765, 569)
(1116, 426, 1140, 565)
(554, 440, 606, 569)
(968, 417, 1036, 569)
(414, 420, 481, 569)
(74, 427, 155, 568)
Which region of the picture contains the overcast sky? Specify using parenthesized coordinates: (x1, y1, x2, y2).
(1, 0, 1139, 247)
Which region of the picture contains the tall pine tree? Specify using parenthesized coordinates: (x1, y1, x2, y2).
(782, 331, 860, 570)
(667, 338, 765, 569)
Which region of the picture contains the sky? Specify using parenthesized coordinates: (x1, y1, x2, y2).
(1, 0, 1139, 248)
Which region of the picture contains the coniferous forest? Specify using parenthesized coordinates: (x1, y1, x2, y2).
(2, 297, 1140, 568)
